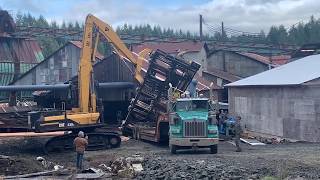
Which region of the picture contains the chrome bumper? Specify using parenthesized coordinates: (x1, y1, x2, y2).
(170, 137, 218, 147)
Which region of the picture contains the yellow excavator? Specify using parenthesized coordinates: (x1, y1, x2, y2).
(28, 14, 146, 152)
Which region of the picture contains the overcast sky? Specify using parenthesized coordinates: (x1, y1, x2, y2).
(0, 0, 319, 35)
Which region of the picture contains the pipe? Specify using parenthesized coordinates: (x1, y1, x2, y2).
(98, 82, 135, 89)
(0, 82, 135, 92)
(0, 84, 70, 92)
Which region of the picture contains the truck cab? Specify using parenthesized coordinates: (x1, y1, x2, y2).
(169, 97, 219, 154)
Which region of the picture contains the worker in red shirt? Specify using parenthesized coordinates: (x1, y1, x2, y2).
(74, 131, 88, 170)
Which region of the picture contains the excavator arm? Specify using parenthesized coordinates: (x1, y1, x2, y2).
(79, 14, 144, 113)
(30, 14, 143, 152)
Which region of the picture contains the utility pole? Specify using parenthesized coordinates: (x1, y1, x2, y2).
(199, 14, 203, 42)
(221, 21, 225, 41)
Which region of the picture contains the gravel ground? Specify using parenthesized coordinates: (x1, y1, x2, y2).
(0, 137, 320, 179)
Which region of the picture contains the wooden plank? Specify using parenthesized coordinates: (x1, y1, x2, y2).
(4, 169, 71, 179)
(0, 131, 65, 137)
(76, 173, 105, 179)
(240, 138, 265, 145)
(4, 170, 59, 179)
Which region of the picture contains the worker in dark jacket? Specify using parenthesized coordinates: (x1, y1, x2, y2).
(235, 116, 242, 152)
(74, 131, 88, 170)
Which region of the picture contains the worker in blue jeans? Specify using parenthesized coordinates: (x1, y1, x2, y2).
(74, 131, 88, 170)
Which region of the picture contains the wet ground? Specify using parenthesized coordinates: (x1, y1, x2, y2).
(0, 136, 320, 179)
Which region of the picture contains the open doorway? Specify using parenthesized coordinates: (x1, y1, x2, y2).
(103, 101, 130, 125)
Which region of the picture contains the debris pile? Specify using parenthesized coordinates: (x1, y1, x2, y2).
(109, 155, 144, 178)
(136, 156, 267, 180)
(36, 156, 64, 170)
(0, 155, 44, 176)
(254, 136, 292, 144)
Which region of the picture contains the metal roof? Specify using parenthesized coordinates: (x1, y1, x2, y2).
(132, 41, 204, 55)
(292, 42, 320, 59)
(10, 41, 104, 85)
(193, 73, 222, 91)
(69, 41, 104, 60)
(203, 69, 241, 83)
(177, 98, 208, 101)
(208, 49, 277, 67)
(225, 54, 320, 87)
(205, 41, 296, 56)
(0, 38, 43, 86)
(0, 38, 44, 63)
(238, 52, 272, 65)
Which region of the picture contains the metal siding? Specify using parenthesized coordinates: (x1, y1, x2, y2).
(93, 54, 135, 101)
(0, 38, 44, 86)
(229, 85, 320, 142)
(227, 54, 320, 87)
(70, 45, 80, 77)
(0, 38, 44, 64)
(10, 42, 134, 101)
(94, 54, 134, 83)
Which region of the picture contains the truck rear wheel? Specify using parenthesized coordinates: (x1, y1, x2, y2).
(210, 145, 218, 154)
(170, 145, 177, 154)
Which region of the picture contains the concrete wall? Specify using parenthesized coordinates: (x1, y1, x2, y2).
(228, 85, 320, 142)
(207, 51, 269, 78)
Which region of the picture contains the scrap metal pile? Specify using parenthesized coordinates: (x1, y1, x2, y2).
(125, 50, 200, 124)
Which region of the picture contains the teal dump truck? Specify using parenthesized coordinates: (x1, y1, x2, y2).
(168, 97, 219, 154)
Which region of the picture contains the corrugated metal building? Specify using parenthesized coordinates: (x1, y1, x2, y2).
(0, 10, 44, 88)
(11, 41, 102, 86)
(204, 50, 279, 102)
(12, 41, 135, 124)
(0, 37, 44, 86)
(202, 69, 241, 102)
(205, 41, 296, 56)
(226, 54, 320, 142)
(94, 54, 135, 124)
(291, 42, 320, 61)
(206, 50, 275, 79)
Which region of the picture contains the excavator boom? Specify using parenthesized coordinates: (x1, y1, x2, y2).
(79, 14, 144, 113)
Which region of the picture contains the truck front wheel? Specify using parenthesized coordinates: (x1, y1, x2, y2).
(170, 145, 177, 154)
(210, 145, 218, 154)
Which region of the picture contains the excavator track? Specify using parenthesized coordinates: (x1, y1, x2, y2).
(44, 132, 121, 153)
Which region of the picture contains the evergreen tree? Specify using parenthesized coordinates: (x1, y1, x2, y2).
(13, 12, 320, 56)
(61, 21, 66, 29)
(74, 21, 81, 31)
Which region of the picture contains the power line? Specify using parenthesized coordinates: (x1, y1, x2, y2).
(202, 16, 262, 38)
